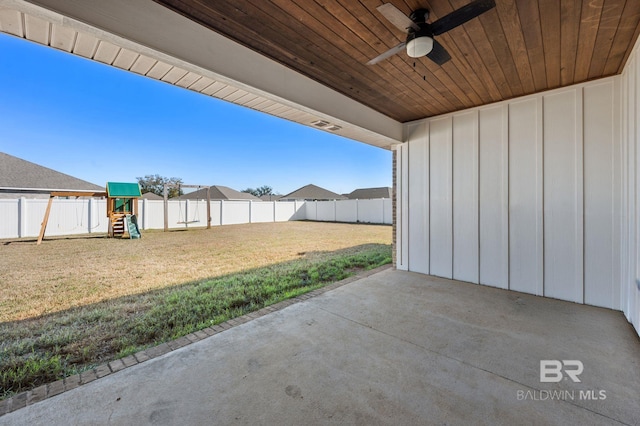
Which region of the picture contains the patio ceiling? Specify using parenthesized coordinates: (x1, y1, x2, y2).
(153, 0, 640, 122)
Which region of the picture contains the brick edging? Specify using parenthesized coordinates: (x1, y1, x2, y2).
(0, 264, 392, 417)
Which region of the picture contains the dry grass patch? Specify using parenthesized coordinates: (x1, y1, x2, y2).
(0, 221, 391, 322)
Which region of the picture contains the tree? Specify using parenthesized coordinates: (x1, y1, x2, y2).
(136, 175, 183, 198)
(241, 185, 274, 197)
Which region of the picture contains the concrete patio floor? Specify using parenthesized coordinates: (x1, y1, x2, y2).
(3, 269, 640, 425)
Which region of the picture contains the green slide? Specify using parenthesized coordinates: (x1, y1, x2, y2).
(124, 214, 141, 239)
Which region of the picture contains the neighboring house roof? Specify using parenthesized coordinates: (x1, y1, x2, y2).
(0, 152, 104, 193)
(260, 194, 282, 201)
(280, 184, 346, 201)
(106, 182, 142, 198)
(175, 185, 261, 201)
(347, 187, 392, 200)
(141, 192, 163, 200)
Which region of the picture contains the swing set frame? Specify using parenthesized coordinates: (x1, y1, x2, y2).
(163, 183, 211, 232)
(37, 190, 107, 245)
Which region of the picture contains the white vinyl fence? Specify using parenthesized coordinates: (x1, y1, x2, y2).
(0, 198, 392, 239)
(0, 198, 108, 239)
(304, 199, 392, 224)
(137, 199, 306, 230)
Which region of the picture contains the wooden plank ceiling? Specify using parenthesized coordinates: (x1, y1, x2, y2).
(153, 0, 640, 123)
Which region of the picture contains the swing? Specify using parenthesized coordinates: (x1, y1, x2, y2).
(55, 197, 83, 232)
(177, 185, 201, 224)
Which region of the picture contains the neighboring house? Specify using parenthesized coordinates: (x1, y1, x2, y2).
(279, 184, 346, 201)
(346, 187, 392, 200)
(260, 194, 282, 201)
(174, 185, 260, 201)
(141, 192, 163, 200)
(0, 152, 104, 199)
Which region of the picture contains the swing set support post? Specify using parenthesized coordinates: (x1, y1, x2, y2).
(36, 196, 54, 246)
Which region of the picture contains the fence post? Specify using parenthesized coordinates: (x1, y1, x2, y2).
(249, 200, 252, 223)
(206, 187, 211, 229)
(141, 198, 146, 230)
(220, 200, 224, 226)
(273, 200, 276, 222)
(18, 197, 26, 238)
(163, 186, 168, 232)
(87, 198, 93, 234)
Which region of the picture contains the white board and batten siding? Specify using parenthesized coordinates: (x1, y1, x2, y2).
(621, 40, 640, 334)
(395, 141, 409, 270)
(398, 77, 622, 312)
(452, 112, 479, 284)
(406, 121, 429, 274)
(429, 117, 453, 278)
(508, 98, 543, 296)
(479, 105, 509, 289)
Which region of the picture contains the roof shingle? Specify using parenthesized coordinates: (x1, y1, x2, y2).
(280, 184, 346, 201)
(347, 187, 392, 199)
(175, 185, 260, 200)
(0, 152, 104, 192)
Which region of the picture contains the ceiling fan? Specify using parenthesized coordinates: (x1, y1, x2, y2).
(368, 0, 496, 66)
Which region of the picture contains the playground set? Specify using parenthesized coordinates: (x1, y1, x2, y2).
(106, 182, 142, 239)
(37, 182, 142, 244)
(36, 181, 214, 244)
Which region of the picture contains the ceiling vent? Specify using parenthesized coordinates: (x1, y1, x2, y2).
(311, 120, 330, 128)
(311, 120, 341, 132)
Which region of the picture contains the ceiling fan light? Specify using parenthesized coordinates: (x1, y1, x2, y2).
(406, 36, 433, 58)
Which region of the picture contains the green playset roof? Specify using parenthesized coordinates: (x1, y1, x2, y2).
(106, 182, 141, 198)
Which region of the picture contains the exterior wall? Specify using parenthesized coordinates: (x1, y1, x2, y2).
(621, 40, 640, 335)
(397, 77, 623, 315)
(395, 142, 409, 270)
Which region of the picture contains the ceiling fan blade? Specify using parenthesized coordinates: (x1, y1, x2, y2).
(426, 39, 451, 65)
(377, 3, 419, 32)
(367, 42, 406, 65)
(430, 0, 496, 36)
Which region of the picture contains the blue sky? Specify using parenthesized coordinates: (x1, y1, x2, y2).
(0, 33, 391, 195)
